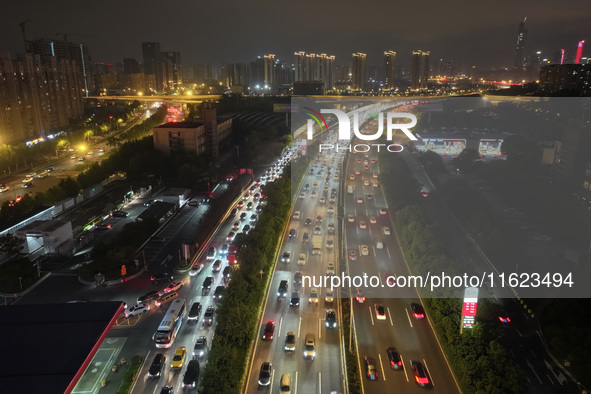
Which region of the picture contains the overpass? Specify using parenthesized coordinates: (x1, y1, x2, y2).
(86, 94, 221, 104)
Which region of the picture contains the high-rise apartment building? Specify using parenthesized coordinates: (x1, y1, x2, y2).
(0, 52, 83, 143)
(514, 18, 527, 71)
(25, 38, 94, 96)
(352, 53, 366, 91)
(263, 54, 276, 87)
(123, 58, 140, 74)
(383, 51, 396, 90)
(411, 50, 430, 90)
(293, 52, 335, 91)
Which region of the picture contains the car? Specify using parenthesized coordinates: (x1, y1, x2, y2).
(226, 231, 235, 241)
(182, 359, 200, 389)
(250, 214, 258, 222)
(243, 224, 252, 233)
(278, 280, 289, 298)
(319, 196, 326, 204)
(22, 176, 34, 184)
(410, 360, 430, 386)
(371, 159, 376, 164)
(70, 155, 77, 159)
(387, 347, 403, 370)
(364, 357, 379, 380)
(222, 265, 232, 279)
(382, 226, 391, 236)
(213, 285, 225, 301)
(303, 232, 310, 242)
(78, 157, 85, 161)
(373, 181, 379, 188)
(46, 167, 54, 172)
(360, 245, 369, 256)
(164, 281, 183, 293)
(206, 246, 216, 259)
(150, 236, 166, 243)
(202, 276, 214, 294)
(375, 304, 386, 320)
(262, 320, 276, 340)
(212, 259, 222, 272)
(326, 262, 335, 275)
(304, 217, 312, 226)
(281, 251, 291, 263)
(356, 197, 364, 204)
(364, 165, 370, 170)
(150, 273, 172, 284)
(376, 241, 384, 249)
(203, 306, 215, 326)
(313, 226, 322, 235)
(188, 199, 200, 207)
(290, 291, 300, 306)
(369, 216, 377, 224)
(239, 212, 247, 221)
(226, 253, 237, 263)
(148, 353, 166, 379)
(325, 289, 334, 303)
(304, 333, 316, 360)
(354, 169, 361, 175)
(112, 210, 129, 218)
(372, 173, 379, 179)
(359, 221, 367, 229)
(284, 332, 296, 352)
(411, 303, 425, 319)
(299, 192, 305, 199)
(293, 272, 302, 287)
(347, 215, 355, 223)
(289, 228, 297, 238)
(159, 386, 173, 394)
(304, 183, 310, 191)
(363, 180, 370, 186)
(22, 181, 33, 189)
(309, 288, 319, 303)
(237, 201, 244, 208)
(316, 215, 323, 222)
(349, 249, 357, 260)
(329, 196, 336, 204)
(379, 208, 387, 215)
(0, 184, 9, 193)
(326, 239, 334, 249)
(138, 290, 160, 305)
(188, 302, 202, 321)
(298, 253, 306, 265)
(498, 310, 511, 323)
(171, 346, 187, 369)
(124, 302, 149, 317)
(326, 309, 337, 329)
(349, 174, 355, 180)
(328, 223, 335, 234)
(258, 362, 273, 386)
(292, 211, 301, 220)
(253, 193, 260, 200)
(310, 190, 317, 198)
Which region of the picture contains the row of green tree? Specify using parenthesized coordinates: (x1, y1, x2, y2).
(380, 153, 527, 393)
(200, 171, 292, 393)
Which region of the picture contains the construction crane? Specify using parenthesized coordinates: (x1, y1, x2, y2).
(19, 17, 34, 50)
(55, 32, 92, 42)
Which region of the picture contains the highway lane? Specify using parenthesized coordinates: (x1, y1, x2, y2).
(344, 133, 461, 393)
(245, 141, 346, 393)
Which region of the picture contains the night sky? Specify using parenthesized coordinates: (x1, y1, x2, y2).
(1, 0, 589, 69)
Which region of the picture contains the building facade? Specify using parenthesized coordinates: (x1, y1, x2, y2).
(383, 51, 396, 90)
(352, 52, 366, 91)
(411, 50, 430, 91)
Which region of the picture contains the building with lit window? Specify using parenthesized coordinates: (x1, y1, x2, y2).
(383, 51, 396, 90)
(411, 50, 430, 91)
(352, 53, 366, 91)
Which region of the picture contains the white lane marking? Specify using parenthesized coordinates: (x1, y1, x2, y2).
(278, 316, 283, 338)
(369, 306, 375, 326)
(378, 353, 386, 381)
(298, 317, 302, 337)
(270, 369, 275, 391)
(318, 371, 322, 394)
(400, 355, 409, 382)
(387, 307, 394, 327)
(423, 358, 435, 387)
(295, 371, 298, 394)
(319, 318, 322, 339)
(405, 308, 414, 328)
(386, 246, 391, 258)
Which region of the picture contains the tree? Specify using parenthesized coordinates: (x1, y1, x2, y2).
(0, 234, 25, 255)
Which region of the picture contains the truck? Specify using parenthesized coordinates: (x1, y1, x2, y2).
(312, 235, 323, 255)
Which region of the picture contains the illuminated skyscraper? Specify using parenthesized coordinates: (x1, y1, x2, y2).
(263, 54, 276, 87)
(352, 53, 366, 91)
(514, 18, 527, 71)
(293, 52, 335, 90)
(411, 50, 430, 90)
(383, 51, 396, 90)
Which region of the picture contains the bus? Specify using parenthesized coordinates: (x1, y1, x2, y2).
(153, 299, 186, 348)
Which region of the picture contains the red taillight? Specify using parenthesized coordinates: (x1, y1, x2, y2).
(417, 376, 429, 384)
(506, 317, 511, 322)
(390, 360, 395, 366)
(398, 361, 402, 366)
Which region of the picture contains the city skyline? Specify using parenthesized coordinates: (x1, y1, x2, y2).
(1, 0, 589, 69)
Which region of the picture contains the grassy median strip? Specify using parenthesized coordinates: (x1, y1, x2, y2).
(116, 355, 143, 394)
(379, 151, 527, 393)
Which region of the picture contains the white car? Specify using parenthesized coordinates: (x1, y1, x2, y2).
(124, 303, 149, 318)
(190, 264, 204, 277)
(364, 180, 370, 186)
(382, 226, 391, 236)
(325, 289, 334, 303)
(376, 241, 384, 249)
(375, 304, 387, 320)
(298, 253, 307, 265)
(164, 281, 183, 293)
(293, 211, 301, 220)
